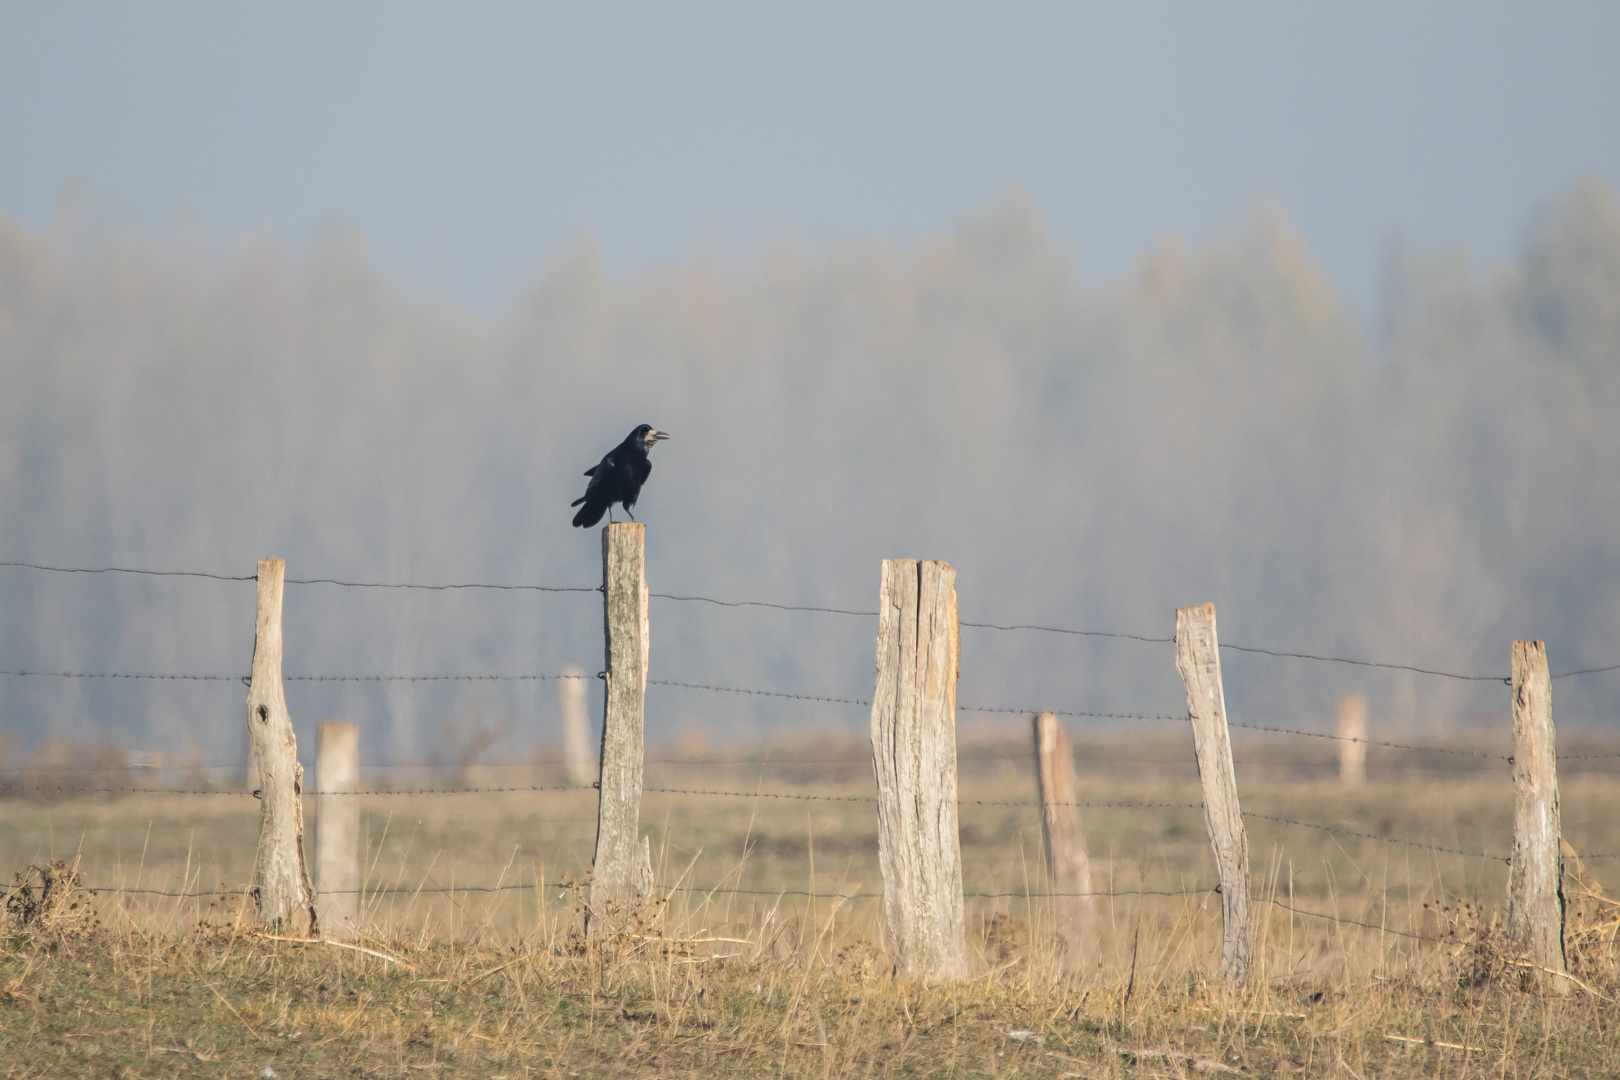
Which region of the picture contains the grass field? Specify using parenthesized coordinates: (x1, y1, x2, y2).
(3, 727, 1620, 1076)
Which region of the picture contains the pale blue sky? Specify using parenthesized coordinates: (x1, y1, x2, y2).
(3, 2, 1616, 315)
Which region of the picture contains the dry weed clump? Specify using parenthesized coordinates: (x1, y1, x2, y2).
(1425, 900, 1515, 995)
(983, 910, 1030, 968)
(1563, 843, 1620, 987)
(1, 861, 100, 943)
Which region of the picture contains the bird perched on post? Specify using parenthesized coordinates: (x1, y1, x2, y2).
(571, 424, 670, 528)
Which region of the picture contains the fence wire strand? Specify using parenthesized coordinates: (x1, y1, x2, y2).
(82, 883, 1462, 941)
(12, 782, 1582, 860)
(8, 559, 1620, 679)
(0, 664, 1591, 761)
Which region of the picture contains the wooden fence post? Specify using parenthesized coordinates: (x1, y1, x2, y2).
(317, 721, 360, 941)
(1508, 640, 1568, 992)
(1174, 602, 1251, 986)
(1336, 693, 1368, 788)
(245, 557, 317, 935)
(1034, 712, 1093, 972)
(870, 559, 967, 981)
(589, 522, 652, 929)
(559, 665, 595, 788)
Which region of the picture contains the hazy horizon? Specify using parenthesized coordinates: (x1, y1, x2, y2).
(2, 177, 1617, 771)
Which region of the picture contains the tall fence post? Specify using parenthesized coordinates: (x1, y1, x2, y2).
(245, 557, 317, 935)
(1174, 602, 1251, 986)
(1336, 693, 1368, 788)
(1508, 640, 1568, 992)
(1034, 712, 1093, 972)
(870, 559, 967, 981)
(559, 665, 595, 788)
(589, 522, 652, 929)
(317, 721, 360, 941)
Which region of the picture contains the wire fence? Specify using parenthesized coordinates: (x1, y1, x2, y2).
(5, 559, 1619, 680)
(4, 556, 1618, 956)
(7, 664, 1617, 762)
(70, 883, 1462, 947)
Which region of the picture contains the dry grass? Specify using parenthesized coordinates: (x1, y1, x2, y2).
(2, 728, 1619, 1076)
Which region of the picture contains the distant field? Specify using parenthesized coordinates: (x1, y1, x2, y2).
(3, 730, 1619, 1076)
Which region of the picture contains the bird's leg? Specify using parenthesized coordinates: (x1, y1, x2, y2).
(608, 506, 616, 524)
(626, 507, 637, 522)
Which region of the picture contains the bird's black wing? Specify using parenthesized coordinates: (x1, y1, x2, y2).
(578, 454, 614, 494)
(570, 453, 615, 520)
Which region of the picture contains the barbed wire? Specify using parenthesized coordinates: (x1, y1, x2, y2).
(0, 663, 1585, 763)
(1552, 662, 1620, 679)
(960, 705, 1187, 721)
(649, 593, 874, 617)
(648, 679, 871, 708)
(643, 786, 872, 802)
(287, 577, 596, 594)
(0, 669, 240, 681)
(1226, 720, 1510, 760)
(1217, 643, 1504, 682)
(9, 560, 1619, 680)
(1239, 812, 1506, 861)
(91, 882, 1216, 900)
(959, 620, 1172, 643)
(81, 883, 1475, 939)
(285, 674, 569, 683)
(18, 782, 1581, 862)
(1262, 898, 1446, 943)
(20, 750, 1591, 775)
(651, 678, 1188, 722)
(0, 561, 254, 582)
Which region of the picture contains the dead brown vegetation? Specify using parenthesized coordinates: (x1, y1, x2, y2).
(1, 732, 1618, 1074)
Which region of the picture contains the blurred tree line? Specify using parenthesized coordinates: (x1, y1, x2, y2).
(0, 180, 1615, 758)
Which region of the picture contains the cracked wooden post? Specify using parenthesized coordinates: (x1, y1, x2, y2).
(1508, 640, 1568, 993)
(1034, 712, 1093, 972)
(559, 665, 595, 788)
(1174, 602, 1251, 986)
(316, 721, 360, 940)
(870, 559, 966, 981)
(1336, 693, 1368, 788)
(589, 522, 651, 931)
(245, 557, 317, 935)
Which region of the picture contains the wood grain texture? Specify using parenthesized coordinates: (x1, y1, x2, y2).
(590, 523, 650, 926)
(1174, 603, 1251, 986)
(1034, 712, 1093, 971)
(1508, 640, 1568, 991)
(316, 721, 360, 940)
(870, 559, 966, 981)
(245, 557, 317, 934)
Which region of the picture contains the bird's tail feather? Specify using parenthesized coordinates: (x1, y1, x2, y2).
(569, 495, 586, 507)
(572, 502, 607, 528)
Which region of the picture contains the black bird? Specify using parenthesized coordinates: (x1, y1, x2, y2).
(571, 424, 670, 528)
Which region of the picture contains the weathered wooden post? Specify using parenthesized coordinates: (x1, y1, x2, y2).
(1336, 693, 1368, 788)
(317, 721, 360, 940)
(1508, 640, 1568, 992)
(589, 523, 653, 929)
(245, 557, 317, 934)
(1033, 712, 1093, 972)
(1174, 602, 1251, 986)
(559, 665, 595, 788)
(870, 559, 967, 981)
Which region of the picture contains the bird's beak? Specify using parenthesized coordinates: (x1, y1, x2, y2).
(651, 430, 671, 441)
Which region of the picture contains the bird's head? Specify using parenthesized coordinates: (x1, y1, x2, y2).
(636, 424, 671, 452)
